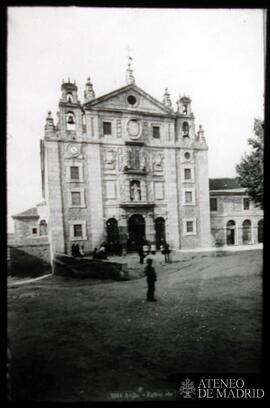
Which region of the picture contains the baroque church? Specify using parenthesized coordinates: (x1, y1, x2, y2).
(40, 62, 211, 256)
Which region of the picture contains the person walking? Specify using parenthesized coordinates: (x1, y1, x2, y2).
(164, 242, 171, 263)
(138, 245, 145, 264)
(145, 258, 157, 302)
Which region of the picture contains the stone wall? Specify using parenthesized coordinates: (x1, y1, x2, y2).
(12, 243, 51, 263)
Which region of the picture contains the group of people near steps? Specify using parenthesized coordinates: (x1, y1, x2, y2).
(139, 241, 171, 302)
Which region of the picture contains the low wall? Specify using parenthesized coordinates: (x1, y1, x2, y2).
(54, 253, 129, 280)
(11, 243, 51, 263)
(8, 245, 52, 278)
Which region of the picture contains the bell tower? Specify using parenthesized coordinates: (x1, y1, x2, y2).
(57, 78, 83, 137)
(176, 94, 196, 140)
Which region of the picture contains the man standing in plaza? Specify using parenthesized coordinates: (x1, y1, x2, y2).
(145, 258, 157, 302)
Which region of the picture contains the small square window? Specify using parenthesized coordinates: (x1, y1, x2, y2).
(103, 122, 112, 136)
(70, 166, 79, 180)
(32, 227, 38, 235)
(153, 126, 160, 139)
(71, 192, 81, 206)
(184, 168, 192, 180)
(185, 191, 192, 203)
(73, 224, 83, 237)
(210, 197, 218, 211)
(243, 198, 250, 210)
(186, 221, 193, 233)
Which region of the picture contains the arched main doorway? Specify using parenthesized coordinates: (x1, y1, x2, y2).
(242, 220, 252, 244)
(258, 220, 263, 243)
(226, 220, 236, 245)
(155, 217, 166, 249)
(128, 214, 146, 251)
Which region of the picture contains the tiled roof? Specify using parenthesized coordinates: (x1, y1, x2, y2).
(209, 178, 242, 190)
(12, 207, 39, 219)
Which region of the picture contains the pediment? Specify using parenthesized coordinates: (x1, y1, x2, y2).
(84, 84, 174, 116)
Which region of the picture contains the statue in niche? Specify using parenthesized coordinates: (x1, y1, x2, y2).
(130, 181, 141, 201)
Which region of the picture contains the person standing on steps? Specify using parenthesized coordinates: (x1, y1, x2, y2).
(145, 258, 157, 302)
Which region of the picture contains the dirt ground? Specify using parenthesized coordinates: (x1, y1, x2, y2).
(7, 250, 263, 401)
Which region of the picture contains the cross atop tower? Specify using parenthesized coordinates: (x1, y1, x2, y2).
(125, 45, 133, 60)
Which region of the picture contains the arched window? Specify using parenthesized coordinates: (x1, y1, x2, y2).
(66, 92, 73, 103)
(130, 180, 141, 201)
(258, 220, 263, 243)
(39, 219, 48, 236)
(182, 122, 189, 137)
(106, 218, 119, 245)
(226, 220, 236, 245)
(182, 104, 188, 114)
(242, 220, 252, 244)
(66, 112, 76, 130)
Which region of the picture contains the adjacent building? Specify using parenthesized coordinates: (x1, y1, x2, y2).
(209, 178, 263, 246)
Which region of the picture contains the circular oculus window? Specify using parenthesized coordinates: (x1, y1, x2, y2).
(127, 95, 137, 106)
(70, 145, 79, 155)
(184, 152, 191, 160)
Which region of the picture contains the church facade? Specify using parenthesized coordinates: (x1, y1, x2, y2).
(40, 65, 212, 256)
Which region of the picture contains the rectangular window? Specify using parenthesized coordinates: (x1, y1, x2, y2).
(152, 126, 160, 139)
(185, 191, 192, 203)
(210, 197, 218, 211)
(71, 191, 81, 206)
(70, 166, 79, 180)
(32, 227, 38, 235)
(73, 224, 83, 237)
(103, 121, 112, 136)
(184, 168, 192, 180)
(243, 198, 250, 210)
(186, 221, 193, 233)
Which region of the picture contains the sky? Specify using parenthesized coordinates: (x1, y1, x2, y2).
(7, 7, 265, 232)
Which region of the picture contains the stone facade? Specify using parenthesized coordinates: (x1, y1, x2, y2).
(40, 70, 212, 256)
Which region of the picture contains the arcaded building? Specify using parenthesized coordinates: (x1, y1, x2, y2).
(39, 64, 212, 256)
(209, 178, 263, 246)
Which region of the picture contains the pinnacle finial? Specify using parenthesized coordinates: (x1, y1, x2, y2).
(163, 88, 172, 108)
(84, 76, 95, 102)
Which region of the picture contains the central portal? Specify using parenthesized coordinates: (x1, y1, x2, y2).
(128, 214, 146, 251)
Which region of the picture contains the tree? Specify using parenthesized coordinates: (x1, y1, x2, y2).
(236, 118, 264, 209)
